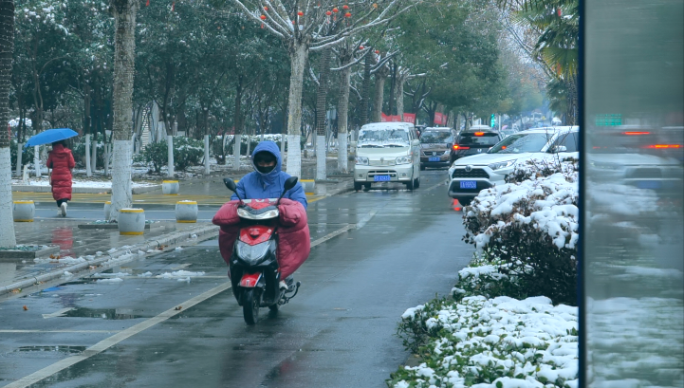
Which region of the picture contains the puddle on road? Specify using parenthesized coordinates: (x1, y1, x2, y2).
(16, 345, 86, 354)
(61, 307, 144, 320)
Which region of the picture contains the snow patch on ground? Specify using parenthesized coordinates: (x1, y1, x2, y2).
(156, 270, 205, 279)
(12, 178, 158, 188)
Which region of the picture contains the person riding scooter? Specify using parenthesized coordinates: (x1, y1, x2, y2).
(231, 141, 307, 210)
(215, 141, 309, 292)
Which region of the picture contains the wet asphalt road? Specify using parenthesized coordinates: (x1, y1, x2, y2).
(0, 170, 474, 388)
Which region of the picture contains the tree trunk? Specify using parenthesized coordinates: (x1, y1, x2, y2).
(388, 63, 396, 115)
(85, 134, 92, 176)
(91, 138, 97, 172)
(315, 49, 331, 181)
(285, 41, 308, 178)
(395, 78, 405, 119)
(33, 145, 40, 177)
(233, 76, 243, 171)
(0, 0, 16, 247)
(336, 66, 351, 174)
(108, 0, 139, 221)
(359, 55, 372, 126)
(204, 134, 210, 175)
(372, 74, 386, 122)
(167, 135, 174, 176)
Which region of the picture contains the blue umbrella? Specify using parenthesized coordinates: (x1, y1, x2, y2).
(24, 128, 78, 147)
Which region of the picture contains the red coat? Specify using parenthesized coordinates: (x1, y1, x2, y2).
(46, 144, 75, 201)
(212, 198, 311, 279)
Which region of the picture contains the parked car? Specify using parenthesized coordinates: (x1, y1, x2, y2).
(447, 126, 579, 205)
(353, 122, 421, 191)
(419, 127, 457, 170)
(449, 125, 503, 162)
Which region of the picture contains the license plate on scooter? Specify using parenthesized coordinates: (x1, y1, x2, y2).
(374, 175, 391, 182)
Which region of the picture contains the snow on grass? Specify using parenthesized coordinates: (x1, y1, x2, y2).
(392, 294, 578, 388)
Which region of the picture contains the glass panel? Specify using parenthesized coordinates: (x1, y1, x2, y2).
(583, 0, 684, 386)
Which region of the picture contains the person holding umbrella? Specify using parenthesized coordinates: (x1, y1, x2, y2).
(46, 140, 75, 217)
(25, 128, 79, 217)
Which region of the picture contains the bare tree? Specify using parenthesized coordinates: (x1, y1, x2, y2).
(108, 0, 140, 220)
(0, 0, 16, 247)
(230, 0, 414, 177)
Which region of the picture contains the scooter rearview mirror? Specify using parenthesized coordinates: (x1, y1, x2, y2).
(223, 178, 237, 192)
(277, 176, 299, 205)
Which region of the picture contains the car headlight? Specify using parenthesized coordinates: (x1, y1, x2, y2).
(488, 159, 516, 170)
(235, 240, 273, 265)
(355, 156, 369, 165)
(444, 150, 450, 155)
(395, 155, 412, 165)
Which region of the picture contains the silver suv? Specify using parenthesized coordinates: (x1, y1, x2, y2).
(447, 126, 579, 205)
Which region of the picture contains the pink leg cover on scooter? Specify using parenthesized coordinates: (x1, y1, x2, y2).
(212, 199, 311, 279)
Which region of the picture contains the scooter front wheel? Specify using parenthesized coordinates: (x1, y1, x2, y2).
(242, 289, 260, 325)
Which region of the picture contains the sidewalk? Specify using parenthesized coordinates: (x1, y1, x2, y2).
(0, 177, 353, 299)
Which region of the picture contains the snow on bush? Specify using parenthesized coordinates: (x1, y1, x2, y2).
(463, 159, 578, 305)
(391, 294, 578, 388)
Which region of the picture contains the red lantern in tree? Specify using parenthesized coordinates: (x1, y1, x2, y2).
(375, 50, 380, 54)
(359, 46, 364, 50)
(342, 4, 349, 9)
(344, 12, 351, 17)
(332, 7, 339, 12)
(171, 2, 175, 11)
(264, 6, 268, 11)
(260, 14, 267, 20)
(297, 11, 304, 16)
(326, 10, 332, 15)
(145, 0, 149, 6)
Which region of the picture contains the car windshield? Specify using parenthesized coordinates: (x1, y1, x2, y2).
(420, 131, 452, 143)
(459, 133, 500, 146)
(358, 129, 410, 147)
(488, 133, 553, 154)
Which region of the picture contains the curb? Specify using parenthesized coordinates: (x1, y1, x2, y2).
(11, 185, 161, 194)
(0, 223, 219, 297)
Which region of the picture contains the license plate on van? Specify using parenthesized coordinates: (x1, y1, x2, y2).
(374, 175, 391, 182)
(429, 157, 441, 162)
(460, 180, 477, 189)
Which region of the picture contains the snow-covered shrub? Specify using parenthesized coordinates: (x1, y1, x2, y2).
(505, 158, 578, 184)
(72, 139, 106, 168)
(391, 295, 578, 388)
(173, 137, 204, 171)
(140, 137, 205, 173)
(452, 253, 530, 303)
(463, 159, 578, 305)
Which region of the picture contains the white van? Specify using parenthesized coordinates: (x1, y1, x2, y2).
(352, 122, 421, 191)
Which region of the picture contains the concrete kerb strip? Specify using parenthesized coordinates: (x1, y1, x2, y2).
(0, 224, 219, 297)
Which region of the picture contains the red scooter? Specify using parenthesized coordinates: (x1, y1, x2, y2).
(223, 177, 301, 325)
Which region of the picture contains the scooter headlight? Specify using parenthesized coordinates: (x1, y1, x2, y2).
(237, 207, 279, 220)
(235, 240, 272, 265)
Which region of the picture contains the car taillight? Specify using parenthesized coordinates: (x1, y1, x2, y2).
(623, 131, 651, 135)
(474, 132, 485, 136)
(453, 145, 470, 150)
(643, 144, 682, 149)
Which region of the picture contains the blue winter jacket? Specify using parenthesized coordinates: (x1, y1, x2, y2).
(231, 141, 308, 209)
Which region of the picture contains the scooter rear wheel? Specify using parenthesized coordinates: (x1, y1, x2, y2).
(242, 289, 260, 325)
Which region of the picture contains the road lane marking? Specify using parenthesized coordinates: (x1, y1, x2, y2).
(310, 224, 354, 248)
(0, 330, 121, 334)
(42, 308, 74, 319)
(424, 181, 446, 192)
(5, 221, 356, 388)
(3, 281, 232, 388)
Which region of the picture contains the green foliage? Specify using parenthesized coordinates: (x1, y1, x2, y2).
(172, 137, 205, 171)
(142, 141, 168, 174)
